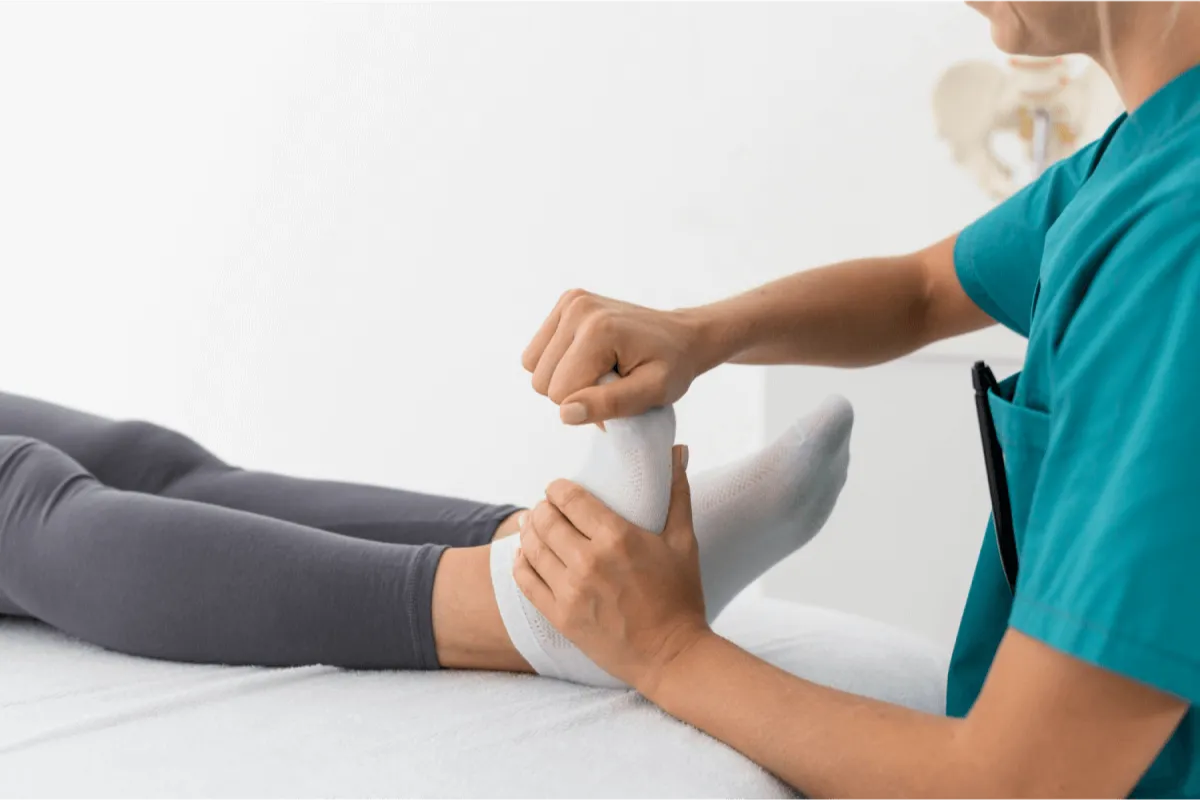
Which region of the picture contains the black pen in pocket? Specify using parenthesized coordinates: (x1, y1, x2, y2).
(972, 361, 1018, 595)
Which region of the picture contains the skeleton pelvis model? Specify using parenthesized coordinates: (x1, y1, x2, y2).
(933, 56, 1122, 200)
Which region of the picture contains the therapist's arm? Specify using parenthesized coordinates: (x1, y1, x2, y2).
(646, 627, 1185, 798)
(696, 234, 993, 368)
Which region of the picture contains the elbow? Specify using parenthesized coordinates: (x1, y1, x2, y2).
(942, 737, 1130, 799)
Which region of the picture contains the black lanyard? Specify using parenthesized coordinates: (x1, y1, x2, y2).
(972, 361, 1019, 595)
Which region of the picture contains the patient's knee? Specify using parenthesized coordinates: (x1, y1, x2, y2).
(0, 436, 83, 488)
(88, 419, 223, 494)
(0, 436, 96, 536)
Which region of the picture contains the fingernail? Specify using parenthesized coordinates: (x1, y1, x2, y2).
(680, 444, 689, 471)
(518, 512, 528, 529)
(561, 403, 588, 425)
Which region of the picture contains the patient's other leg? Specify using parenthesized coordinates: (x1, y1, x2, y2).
(0, 390, 523, 547)
(0, 435, 530, 672)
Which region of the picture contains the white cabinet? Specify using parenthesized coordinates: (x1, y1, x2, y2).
(758, 333, 1024, 651)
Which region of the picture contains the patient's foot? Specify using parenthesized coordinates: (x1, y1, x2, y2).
(691, 394, 853, 619)
(489, 391, 853, 687)
(490, 398, 676, 688)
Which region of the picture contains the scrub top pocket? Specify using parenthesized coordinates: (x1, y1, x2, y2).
(985, 372, 1051, 581)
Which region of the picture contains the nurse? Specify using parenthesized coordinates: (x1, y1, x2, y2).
(515, 2, 1200, 796)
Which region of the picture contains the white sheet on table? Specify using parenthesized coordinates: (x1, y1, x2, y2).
(0, 596, 948, 798)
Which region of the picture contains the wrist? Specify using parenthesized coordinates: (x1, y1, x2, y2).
(673, 304, 745, 376)
(634, 621, 719, 701)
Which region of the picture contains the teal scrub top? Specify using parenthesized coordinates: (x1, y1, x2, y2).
(948, 62, 1200, 798)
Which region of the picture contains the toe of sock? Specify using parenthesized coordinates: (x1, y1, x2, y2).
(812, 394, 854, 442)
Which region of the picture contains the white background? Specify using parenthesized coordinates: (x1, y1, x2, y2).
(1, 3, 1039, 647)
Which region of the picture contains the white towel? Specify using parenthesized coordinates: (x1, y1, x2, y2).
(0, 596, 947, 798)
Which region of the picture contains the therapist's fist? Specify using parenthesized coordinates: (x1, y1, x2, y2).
(522, 289, 708, 424)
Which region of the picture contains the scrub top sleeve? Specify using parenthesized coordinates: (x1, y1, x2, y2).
(953, 139, 1102, 337)
(1010, 192, 1200, 704)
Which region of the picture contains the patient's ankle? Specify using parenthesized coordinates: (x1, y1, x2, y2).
(492, 510, 525, 541)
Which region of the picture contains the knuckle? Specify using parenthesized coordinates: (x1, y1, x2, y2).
(592, 540, 619, 566)
(670, 523, 695, 550)
(599, 517, 630, 544)
(557, 481, 587, 508)
(617, 533, 641, 561)
(520, 537, 540, 565)
(560, 582, 583, 610)
(577, 550, 599, 575)
(560, 288, 588, 306)
(531, 501, 554, 530)
(579, 312, 614, 338)
(549, 479, 588, 510)
(563, 294, 596, 321)
(607, 530, 633, 558)
(513, 564, 534, 595)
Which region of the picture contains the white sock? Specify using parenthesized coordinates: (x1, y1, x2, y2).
(489, 402, 676, 688)
(692, 394, 853, 619)
(490, 394, 852, 687)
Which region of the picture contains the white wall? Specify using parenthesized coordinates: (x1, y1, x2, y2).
(1, 3, 1019, 637)
(760, 352, 1024, 651)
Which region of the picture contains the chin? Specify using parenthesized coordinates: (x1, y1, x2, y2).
(990, 27, 1031, 55)
(969, 1, 1034, 54)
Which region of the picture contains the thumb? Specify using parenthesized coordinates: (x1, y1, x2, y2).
(559, 366, 666, 425)
(661, 444, 694, 551)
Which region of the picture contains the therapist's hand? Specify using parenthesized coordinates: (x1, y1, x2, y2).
(513, 445, 711, 691)
(522, 290, 711, 425)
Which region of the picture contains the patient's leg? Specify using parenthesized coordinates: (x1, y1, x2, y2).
(0, 390, 523, 547)
(0, 435, 529, 672)
(431, 548, 530, 671)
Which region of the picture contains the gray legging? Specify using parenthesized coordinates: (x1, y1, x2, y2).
(0, 391, 520, 670)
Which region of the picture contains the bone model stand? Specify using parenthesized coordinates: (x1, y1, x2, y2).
(933, 56, 1122, 200)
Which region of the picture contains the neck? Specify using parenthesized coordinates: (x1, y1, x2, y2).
(1093, 3, 1200, 111)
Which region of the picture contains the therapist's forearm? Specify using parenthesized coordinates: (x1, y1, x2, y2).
(683, 236, 988, 370)
(642, 631, 995, 799)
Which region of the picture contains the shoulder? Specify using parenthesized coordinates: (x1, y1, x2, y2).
(1105, 114, 1200, 221)
(1057, 159, 1200, 291)
(1041, 183, 1200, 364)
(1115, 185, 1200, 260)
